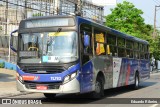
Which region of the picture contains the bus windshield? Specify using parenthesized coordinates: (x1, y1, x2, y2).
(19, 31, 78, 63)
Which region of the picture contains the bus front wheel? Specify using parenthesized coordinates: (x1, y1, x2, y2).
(92, 77, 104, 99)
(43, 93, 56, 99)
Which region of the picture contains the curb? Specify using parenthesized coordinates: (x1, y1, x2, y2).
(150, 72, 160, 76)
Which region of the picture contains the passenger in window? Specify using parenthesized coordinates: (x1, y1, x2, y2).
(81, 31, 92, 54)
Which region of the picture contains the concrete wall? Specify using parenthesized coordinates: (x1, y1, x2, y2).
(0, 59, 17, 71)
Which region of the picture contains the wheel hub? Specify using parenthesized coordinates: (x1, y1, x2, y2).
(95, 82, 101, 93)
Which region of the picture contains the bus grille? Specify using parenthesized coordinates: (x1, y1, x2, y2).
(24, 82, 62, 90)
(21, 65, 66, 74)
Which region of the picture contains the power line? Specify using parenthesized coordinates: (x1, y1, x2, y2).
(143, 13, 160, 26)
(1, 0, 52, 14)
(153, 0, 160, 5)
(155, 0, 160, 4)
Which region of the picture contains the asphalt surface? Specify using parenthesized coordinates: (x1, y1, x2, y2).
(3, 72, 160, 107)
(0, 68, 160, 107)
(0, 68, 30, 97)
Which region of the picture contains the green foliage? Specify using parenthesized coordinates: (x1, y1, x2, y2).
(0, 26, 2, 30)
(32, 13, 43, 17)
(0, 62, 5, 68)
(105, 1, 160, 59)
(152, 31, 160, 60)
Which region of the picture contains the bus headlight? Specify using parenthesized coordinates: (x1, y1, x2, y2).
(19, 76, 23, 83)
(63, 71, 78, 84)
(16, 73, 23, 83)
(64, 76, 70, 83)
(71, 72, 77, 78)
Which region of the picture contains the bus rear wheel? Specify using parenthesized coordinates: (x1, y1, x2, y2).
(131, 73, 139, 89)
(92, 77, 104, 99)
(43, 93, 56, 99)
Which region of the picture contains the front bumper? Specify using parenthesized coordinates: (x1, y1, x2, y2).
(17, 78, 80, 94)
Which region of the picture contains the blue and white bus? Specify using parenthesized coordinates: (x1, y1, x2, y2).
(10, 16, 150, 99)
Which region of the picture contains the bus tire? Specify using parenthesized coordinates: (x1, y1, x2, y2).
(131, 73, 139, 89)
(92, 77, 104, 99)
(43, 93, 56, 99)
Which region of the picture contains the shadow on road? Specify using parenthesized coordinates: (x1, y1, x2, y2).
(0, 73, 15, 82)
(38, 81, 157, 104)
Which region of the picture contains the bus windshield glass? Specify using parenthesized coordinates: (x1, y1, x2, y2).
(19, 31, 78, 63)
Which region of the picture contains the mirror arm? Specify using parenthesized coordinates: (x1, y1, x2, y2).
(10, 29, 18, 52)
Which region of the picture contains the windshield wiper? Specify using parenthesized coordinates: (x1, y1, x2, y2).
(47, 28, 62, 46)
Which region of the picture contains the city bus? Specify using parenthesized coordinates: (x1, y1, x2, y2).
(10, 15, 150, 99)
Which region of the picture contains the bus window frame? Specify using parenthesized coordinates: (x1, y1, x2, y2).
(117, 37, 126, 58)
(126, 40, 134, 58)
(106, 33, 117, 57)
(79, 23, 94, 65)
(94, 28, 107, 56)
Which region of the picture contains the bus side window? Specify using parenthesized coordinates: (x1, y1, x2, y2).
(134, 42, 139, 59)
(107, 34, 117, 56)
(117, 37, 126, 57)
(81, 31, 92, 64)
(82, 32, 92, 54)
(80, 24, 93, 64)
(94, 31, 106, 55)
(110, 46, 117, 56)
(134, 51, 139, 59)
(144, 45, 149, 59)
(126, 40, 133, 58)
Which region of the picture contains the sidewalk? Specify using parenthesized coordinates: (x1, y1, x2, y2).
(0, 68, 30, 98)
(150, 69, 160, 74)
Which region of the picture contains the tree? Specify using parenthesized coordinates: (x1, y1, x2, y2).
(106, 1, 148, 38)
(152, 30, 160, 60)
(0, 26, 2, 30)
(105, 1, 159, 59)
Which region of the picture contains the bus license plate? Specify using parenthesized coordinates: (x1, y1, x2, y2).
(36, 85, 48, 90)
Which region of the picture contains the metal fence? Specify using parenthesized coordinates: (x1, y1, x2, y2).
(0, 36, 17, 63)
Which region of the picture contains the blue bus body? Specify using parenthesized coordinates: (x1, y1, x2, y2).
(13, 16, 150, 97)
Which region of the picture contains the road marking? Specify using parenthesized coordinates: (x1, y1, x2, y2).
(149, 104, 159, 107)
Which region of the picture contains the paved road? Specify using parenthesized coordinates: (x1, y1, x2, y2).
(0, 68, 29, 97)
(4, 72, 160, 107)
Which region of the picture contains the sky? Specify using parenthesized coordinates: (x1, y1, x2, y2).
(104, 0, 160, 26)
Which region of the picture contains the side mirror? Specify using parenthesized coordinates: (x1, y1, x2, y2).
(10, 29, 18, 52)
(84, 34, 90, 47)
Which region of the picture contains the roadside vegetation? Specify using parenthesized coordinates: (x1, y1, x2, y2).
(105, 1, 160, 60)
(0, 62, 5, 68)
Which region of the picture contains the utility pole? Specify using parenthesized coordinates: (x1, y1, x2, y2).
(5, 0, 8, 35)
(54, 0, 60, 15)
(153, 5, 160, 39)
(24, 0, 27, 19)
(5, 0, 10, 62)
(75, 0, 82, 16)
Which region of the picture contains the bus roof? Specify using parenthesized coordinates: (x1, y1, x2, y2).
(76, 16, 149, 45)
(23, 15, 74, 20)
(22, 15, 148, 45)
